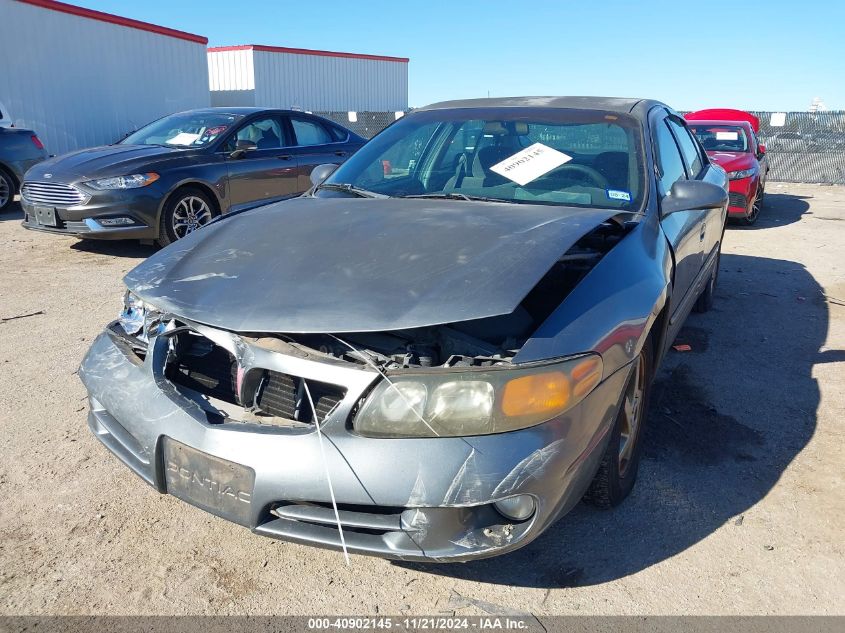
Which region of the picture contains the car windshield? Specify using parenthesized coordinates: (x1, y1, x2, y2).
(689, 125, 750, 153)
(318, 108, 646, 211)
(120, 112, 239, 147)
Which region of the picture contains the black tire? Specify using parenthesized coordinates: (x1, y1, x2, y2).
(0, 166, 16, 212)
(157, 187, 216, 247)
(693, 247, 720, 313)
(584, 338, 653, 508)
(741, 188, 762, 226)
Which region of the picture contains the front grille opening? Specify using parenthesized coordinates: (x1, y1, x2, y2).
(268, 501, 406, 536)
(254, 370, 345, 423)
(729, 192, 748, 208)
(164, 330, 347, 427)
(166, 332, 238, 405)
(22, 181, 89, 206)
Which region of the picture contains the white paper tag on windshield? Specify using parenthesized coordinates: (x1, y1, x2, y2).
(489, 143, 573, 186)
(716, 131, 739, 140)
(166, 132, 200, 146)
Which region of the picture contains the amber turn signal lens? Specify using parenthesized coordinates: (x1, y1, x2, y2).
(500, 371, 570, 418)
(571, 357, 603, 399)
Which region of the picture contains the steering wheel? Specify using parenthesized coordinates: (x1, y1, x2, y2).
(551, 164, 610, 189)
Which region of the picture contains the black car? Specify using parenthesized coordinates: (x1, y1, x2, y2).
(20, 108, 364, 245)
(0, 125, 48, 212)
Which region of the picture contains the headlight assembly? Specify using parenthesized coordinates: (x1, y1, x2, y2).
(118, 290, 162, 343)
(354, 354, 603, 438)
(86, 173, 160, 190)
(727, 168, 755, 180)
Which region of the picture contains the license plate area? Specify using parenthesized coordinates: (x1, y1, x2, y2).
(33, 205, 57, 226)
(162, 438, 255, 526)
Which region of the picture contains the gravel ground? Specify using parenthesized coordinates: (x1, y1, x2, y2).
(0, 183, 843, 616)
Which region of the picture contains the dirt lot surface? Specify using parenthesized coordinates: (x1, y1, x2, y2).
(1, 183, 844, 616)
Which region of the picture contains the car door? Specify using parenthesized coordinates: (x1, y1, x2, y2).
(285, 115, 351, 191)
(223, 115, 301, 211)
(667, 117, 725, 270)
(652, 111, 706, 327)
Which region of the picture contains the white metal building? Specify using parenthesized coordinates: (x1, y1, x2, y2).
(208, 45, 409, 112)
(0, 0, 210, 155)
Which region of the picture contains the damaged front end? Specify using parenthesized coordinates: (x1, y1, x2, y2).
(82, 199, 639, 561)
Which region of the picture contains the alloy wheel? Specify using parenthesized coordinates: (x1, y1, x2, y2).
(747, 194, 761, 224)
(0, 172, 11, 209)
(171, 195, 213, 239)
(618, 353, 646, 477)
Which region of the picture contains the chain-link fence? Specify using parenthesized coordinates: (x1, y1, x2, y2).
(316, 110, 845, 185)
(312, 111, 404, 140)
(745, 111, 845, 184)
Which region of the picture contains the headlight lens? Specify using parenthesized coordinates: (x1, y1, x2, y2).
(118, 290, 162, 343)
(354, 354, 602, 438)
(727, 168, 755, 180)
(86, 172, 160, 190)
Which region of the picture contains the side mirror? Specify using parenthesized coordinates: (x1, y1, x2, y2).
(757, 142, 766, 157)
(310, 163, 339, 187)
(661, 180, 727, 217)
(229, 139, 257, 159)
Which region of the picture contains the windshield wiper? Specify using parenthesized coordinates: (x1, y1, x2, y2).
(401, 193, 508, 203)
(316, 182, 387, 198)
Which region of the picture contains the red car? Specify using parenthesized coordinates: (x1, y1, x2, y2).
(685, 109, 769, 225)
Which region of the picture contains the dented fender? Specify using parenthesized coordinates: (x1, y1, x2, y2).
(514, 213, 672, 378)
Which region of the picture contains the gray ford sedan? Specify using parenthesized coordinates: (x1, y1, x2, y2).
(80, 97, 727, 561)
(20, 107, 364, 245)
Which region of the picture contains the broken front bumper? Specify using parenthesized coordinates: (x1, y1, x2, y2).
(79, 324, 630, 562)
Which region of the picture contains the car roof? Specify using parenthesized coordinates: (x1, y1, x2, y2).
(416, 96, 668, 120)
(174, 107, 339, 118)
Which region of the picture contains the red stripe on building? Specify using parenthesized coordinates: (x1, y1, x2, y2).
(16, 0, 208, 44)
(208, 44, 409, 64)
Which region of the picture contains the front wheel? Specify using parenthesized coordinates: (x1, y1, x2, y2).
(584, 339, 652, 508)
(157, 187, 216, 247)
(742, 188, 762, 226)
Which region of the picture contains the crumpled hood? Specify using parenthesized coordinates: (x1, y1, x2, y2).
(706, 151, 755, 173)
(125, 196, 618, 333)
(24, 144, 194, 181)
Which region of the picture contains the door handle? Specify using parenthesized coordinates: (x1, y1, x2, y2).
(334, 150, 347, 157)
(700, 222, 706, 241)
(277, 154, 293, 161)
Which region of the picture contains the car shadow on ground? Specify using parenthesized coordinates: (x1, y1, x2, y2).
(396, 252, 825, 587)
(69, 239, 157, 259)
(0, 200, 23, 221)
(731, 190, 811, 230)
(1, 200, 155, 258)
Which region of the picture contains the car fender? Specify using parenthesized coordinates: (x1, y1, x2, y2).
(514, 212, 673, 380)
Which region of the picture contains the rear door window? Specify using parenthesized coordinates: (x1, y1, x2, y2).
(291, 117, 334, 147)
(329, 124, 350, 142)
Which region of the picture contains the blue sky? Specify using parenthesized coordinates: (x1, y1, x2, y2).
(79, 0, 844, 111)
